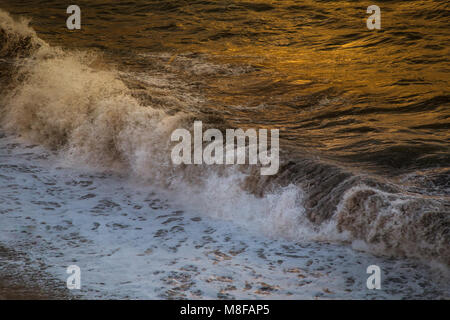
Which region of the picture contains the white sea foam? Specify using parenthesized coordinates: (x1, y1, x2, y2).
(0, 135, 448, 299)
(0, 10, 337, 245)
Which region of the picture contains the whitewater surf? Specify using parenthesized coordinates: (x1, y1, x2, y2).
(0, 2, 448, 299)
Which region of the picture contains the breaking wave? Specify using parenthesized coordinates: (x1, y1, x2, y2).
(0, 10, 448, 266)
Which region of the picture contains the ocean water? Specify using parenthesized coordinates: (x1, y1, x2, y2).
(0, 1, 449, 299)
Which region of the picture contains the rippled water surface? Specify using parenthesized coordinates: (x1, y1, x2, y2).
(1, 0, 448, 171)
